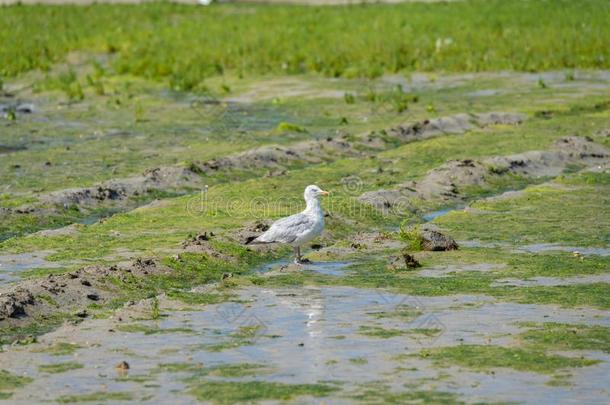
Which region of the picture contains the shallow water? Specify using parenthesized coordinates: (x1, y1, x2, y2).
(515, 243, 610, 256)
(254, 258, 352, 276)
(2, 281, 609, 404)
(492, 274, 610, 288)
(0, 251, 64, 285)
(422, 207, 461, 222)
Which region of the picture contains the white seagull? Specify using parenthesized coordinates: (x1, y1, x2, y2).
(248, 185, 330, 264)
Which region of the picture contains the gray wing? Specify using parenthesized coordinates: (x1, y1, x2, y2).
(255, 213, 314, 244)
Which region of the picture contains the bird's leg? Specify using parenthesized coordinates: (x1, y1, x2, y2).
(294, 246, 311, 264)
(293, 246, 302, 265)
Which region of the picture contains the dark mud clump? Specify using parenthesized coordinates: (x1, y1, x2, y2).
(181, 231, 237, 262)
(388, 252, 421, 270)
(359, 136, 610, 211)
(235, 220, 272, 246)
(0, 288, 35, 320)
(420, 224, 459, 251)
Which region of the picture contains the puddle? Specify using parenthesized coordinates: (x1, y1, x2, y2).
(417, 263, 506, 278)
(492, 274, 610, 288)
(422, 207, 461, 222)
(0, 144, 27, 154)
(515, 243, 610, 256)
(466, 89, 500, 97)
(0, 252, 71, 285)
(255, 258, 352, 276)
(1, 285, 608, 404)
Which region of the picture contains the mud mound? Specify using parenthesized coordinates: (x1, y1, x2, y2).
(389, 112, 525, 143)
(17, 110, 524, 215)
(0, 258, 170, 327)
(359, 136, 610, 211)
(487, 136, 610, 178)
(420, 224, 459, 251)
(231, 220, 279, 253)
(181, 232, 238, 262)
(357, 189, 408, 213)
(410, 159, 490, 201)
(194, 135, 365, 175)
(40, 166, 201, 207)
(475, 111, 526, 126)
(388, 252, 421, 270)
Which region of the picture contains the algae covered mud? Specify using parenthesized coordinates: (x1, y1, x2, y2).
(2, 1, 610, 404)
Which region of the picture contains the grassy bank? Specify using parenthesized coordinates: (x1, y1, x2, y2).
(1, 0, 609, 86)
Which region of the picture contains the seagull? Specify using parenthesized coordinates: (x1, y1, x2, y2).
(247, 185, 330, 264)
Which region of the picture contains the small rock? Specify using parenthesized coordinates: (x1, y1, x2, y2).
(115, 361, 130, 376)
(81, 280, 91, 287)
(75, 310, 88, 318)
(116, 361, 130, 370)
(86, 293, 100, 301)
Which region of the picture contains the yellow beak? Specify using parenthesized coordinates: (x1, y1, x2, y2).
(320, 190, 330, 196)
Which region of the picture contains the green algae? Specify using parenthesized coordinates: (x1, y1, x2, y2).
(185, 380, 338, 404)
(166, 291, 230, 306)
(204, 325, 264, 352)
(155, 362, 269, 378)
(0, 369, 33, 399)
(416, 345, 599, 374)
(406, 328, 443, 338)
(350, 382, 465, 405)
(366, 305, 423, 322)
(56, 391, 134, 403)
(115, 323, 195, 336)
(437, 181, 610, 247)
(518, 322, 610, 353)
(34, 342, 82, 356)
(358, 325, 406, 339)
(39, 362, 84, 374)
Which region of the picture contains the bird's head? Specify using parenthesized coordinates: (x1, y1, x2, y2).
(304, 184, 330, 201)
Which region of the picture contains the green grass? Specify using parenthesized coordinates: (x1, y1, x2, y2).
(1, 1, 609, 82)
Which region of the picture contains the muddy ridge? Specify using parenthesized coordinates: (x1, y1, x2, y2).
(193, 112, 526, 174)
(359, 136, 610, 212)
(10, 111, 524, 212)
